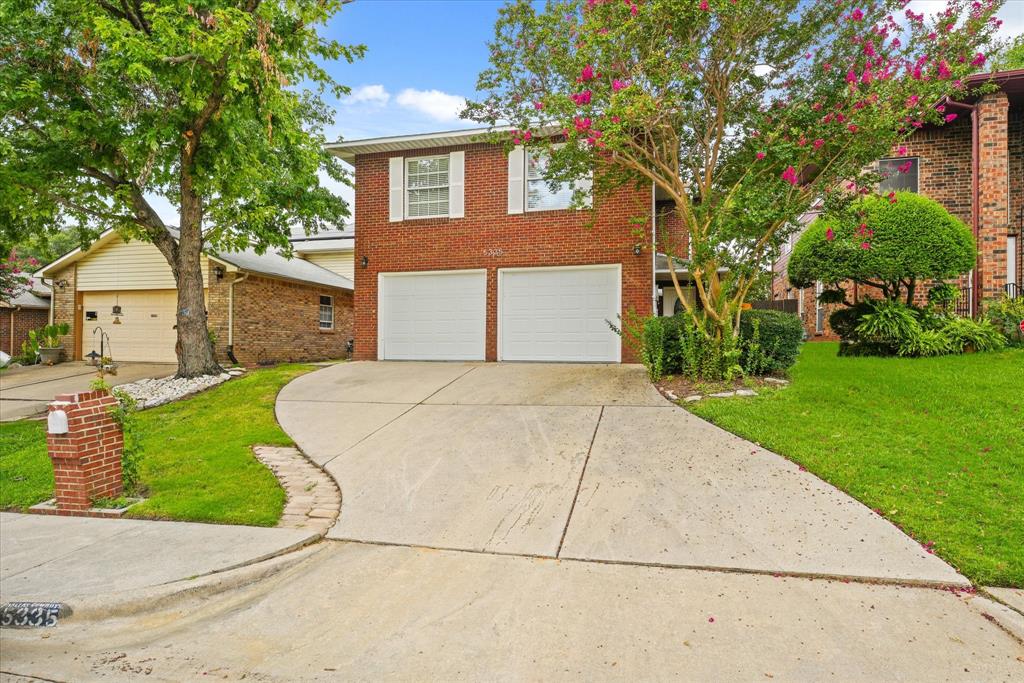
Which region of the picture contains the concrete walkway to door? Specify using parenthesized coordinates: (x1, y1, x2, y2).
(277, 362, 965, 586)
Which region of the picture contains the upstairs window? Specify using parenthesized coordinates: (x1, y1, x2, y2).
(878, 157, 919, 193)
(526, 150, 576, 211)
(406, 155, 449, 218)
(319, 295, 334, 330)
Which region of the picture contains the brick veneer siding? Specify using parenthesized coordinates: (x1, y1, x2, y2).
(46, 390, 124, 511)
(50, 264, 77, 357)
(48, 260, 352, 366)
(1, 306, 49, 357)
(352, 142, 654, 362)
(772, 92, 1021, 338)
(228, 274, 353, 365)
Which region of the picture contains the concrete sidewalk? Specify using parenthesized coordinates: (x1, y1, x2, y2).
(0, 513, 316, 606)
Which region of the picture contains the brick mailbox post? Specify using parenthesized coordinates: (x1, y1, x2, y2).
(46, 390, 124, 512)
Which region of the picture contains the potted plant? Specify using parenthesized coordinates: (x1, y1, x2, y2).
(28, 323, 70, 365)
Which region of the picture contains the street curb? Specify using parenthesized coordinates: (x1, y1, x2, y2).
(60, 540, 327, 623)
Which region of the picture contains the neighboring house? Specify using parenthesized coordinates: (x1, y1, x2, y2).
(772, 69, 1023, 340)
(1, 277, 51, 357)
(328, 128, 690, 363)
(36, 229, 354, 365)
(290, 227, 356, 280)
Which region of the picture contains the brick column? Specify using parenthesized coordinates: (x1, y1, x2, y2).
(47, 390, 124, 511)
(977, 91, 1010, 302)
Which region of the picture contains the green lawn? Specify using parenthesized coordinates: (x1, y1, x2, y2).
(687, 342, 1024, 587)
(0, 364, 313, 526)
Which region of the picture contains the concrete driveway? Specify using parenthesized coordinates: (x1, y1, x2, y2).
(277, 362, 964, 585)
(0, 361, 174, 421)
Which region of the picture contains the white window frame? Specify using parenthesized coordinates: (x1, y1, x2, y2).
(525, 147, 576, 212)
(404, 154, 450, 219)
(814, 281, 825, 334)
(319, 295, 334, 330)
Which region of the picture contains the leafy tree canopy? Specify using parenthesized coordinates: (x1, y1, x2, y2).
(787, 191, 975, 302)
(0, 0, 362, 375)
(465, 0, 1002, 339)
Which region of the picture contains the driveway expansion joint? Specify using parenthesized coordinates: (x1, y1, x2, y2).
(556, 405, 604, 558)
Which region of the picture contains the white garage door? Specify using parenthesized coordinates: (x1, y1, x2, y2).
(499, 265, 621, 362)
(81, 291, 180, 363)
(379, 270, 486, 360)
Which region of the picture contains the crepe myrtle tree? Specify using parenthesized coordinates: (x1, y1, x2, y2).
(0, 0, 362, 377)
(465, 0, 1002, 346)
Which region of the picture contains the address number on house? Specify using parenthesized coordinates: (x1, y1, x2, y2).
(483, 248, 504, 258)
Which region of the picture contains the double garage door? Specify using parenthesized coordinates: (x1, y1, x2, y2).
(378, 265, 621, 362)
(80, 291, 180, 363)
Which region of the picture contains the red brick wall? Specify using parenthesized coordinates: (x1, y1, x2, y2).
(1, 306, 49, 357)
(229, 274, 353, 365)
(47, 390, 124, 511)
(353, 143, 653, 362)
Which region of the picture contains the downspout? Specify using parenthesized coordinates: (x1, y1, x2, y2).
(227, 272, 249, 365)
(651, 182, 658, 315)
(947, 99, 980, 316)
(39, 276, 55, 325)
(9, 307, 17, 355)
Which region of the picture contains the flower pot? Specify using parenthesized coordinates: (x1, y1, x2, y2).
(39, 347, 63, 365)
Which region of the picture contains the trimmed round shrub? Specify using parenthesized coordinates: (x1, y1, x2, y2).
(738, 309, 804, 373)
(788, 192, 975, 297)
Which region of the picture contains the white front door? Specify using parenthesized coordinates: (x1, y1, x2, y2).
(378, 270, 486, 360)
(498, 265, 621, 362)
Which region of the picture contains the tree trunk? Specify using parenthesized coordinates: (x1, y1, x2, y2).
(173, 183, 221, 378)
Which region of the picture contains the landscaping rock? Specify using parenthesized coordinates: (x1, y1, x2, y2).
(708, 391, 737, 398)
(735, 389, 758, 397)
(684, 395, 703, 403)
(664, 390, 678, 401)
(763, 377, 790, 386)
(228, 369, 245, 377)
(116, 373, 231, 409)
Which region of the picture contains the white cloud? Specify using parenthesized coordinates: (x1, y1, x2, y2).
(345, 84, 390, 106)
(395, 88, 467, 122)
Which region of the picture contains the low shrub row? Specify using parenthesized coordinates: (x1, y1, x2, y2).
(832, 297, 1013, 357)
(623, 309, 804, 381)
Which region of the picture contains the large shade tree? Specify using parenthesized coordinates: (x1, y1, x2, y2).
(1, 0, 361, 376)
(466, 0, 1002, 346)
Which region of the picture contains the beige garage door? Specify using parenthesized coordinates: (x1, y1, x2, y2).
(81, 291, 181, 363)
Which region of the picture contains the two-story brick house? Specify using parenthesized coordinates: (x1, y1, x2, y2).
(771, 69, 1023, 340)
(329, 128, 690, 363)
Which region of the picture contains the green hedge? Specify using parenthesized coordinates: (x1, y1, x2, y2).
(738, 309, 805, 373)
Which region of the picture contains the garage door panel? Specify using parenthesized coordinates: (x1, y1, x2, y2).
(499, 266, 620, 362)
(81, 291, 182, 364)
(380, 271, 486, 361)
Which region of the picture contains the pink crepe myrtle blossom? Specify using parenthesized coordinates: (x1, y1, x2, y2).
(896, 145, 907, 155)
(700, 0, 709, 9)
(579, 64, 595, 82)
(533, 101, 544, 110)
(887, 192, 898, 204)
(756, 151, 766, 160)
(611, 115, 620, 123)
(846, 69, 857, 84)
(571, 90, 592, 105)
(937, 60, 952, 79)
(971, 53, 986, 67)
(851, 8, 864, 21)
(826, 227, 835, 241)
(574, 116, 592, 132)
(906, 95, 919, 107)
(848, 124, 858, 133)
(781, 166, 799, 185)
(612, 79, 629, 92)
(944, 113, 958, 123)
(860, 241, 872, 250)
(823, 62, 833, 72)
(813, 138, 824, 150)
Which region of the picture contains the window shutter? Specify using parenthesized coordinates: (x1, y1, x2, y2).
(575, 171, 593, 208)
(507, 146, 525, 214)
(448, 151, 465, 219)
(389, 156, 404, 222)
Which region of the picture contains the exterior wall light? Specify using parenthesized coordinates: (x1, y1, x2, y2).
(361, 256, 369, 268)
(213, 265, 225, 280)
(632, 244, 643, 256)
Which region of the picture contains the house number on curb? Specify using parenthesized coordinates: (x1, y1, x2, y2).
(0, 602, 69, 628)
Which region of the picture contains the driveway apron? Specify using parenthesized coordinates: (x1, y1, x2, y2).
(277, 361, 966, 585)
